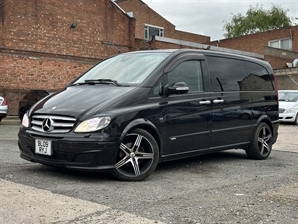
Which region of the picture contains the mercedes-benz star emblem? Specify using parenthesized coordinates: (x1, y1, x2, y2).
(42, 118, 54, 132)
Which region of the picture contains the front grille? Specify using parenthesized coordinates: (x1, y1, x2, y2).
(31, 115, 76, 133)
(279, 108, 285, 113)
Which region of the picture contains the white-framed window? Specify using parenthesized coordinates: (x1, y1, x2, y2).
(268, 38, 292, 50)
(144, 24, 164, 40)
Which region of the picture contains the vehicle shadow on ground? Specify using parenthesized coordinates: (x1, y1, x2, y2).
(155, 149, 248, 172)
(19, 150, 248, 182)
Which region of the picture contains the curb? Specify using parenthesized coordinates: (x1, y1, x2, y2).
(1, 116, 21, 125)
(4, 116, 19, 119)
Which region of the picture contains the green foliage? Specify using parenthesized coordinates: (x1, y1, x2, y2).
(223, 4, 292, 38)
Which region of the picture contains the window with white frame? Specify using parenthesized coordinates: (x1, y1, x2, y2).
(268, 38, 292, 50)
(144, 24, 164, 40)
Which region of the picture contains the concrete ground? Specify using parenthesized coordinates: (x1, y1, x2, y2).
(0, 179, 164, 224)
(0, 117, 163, 223)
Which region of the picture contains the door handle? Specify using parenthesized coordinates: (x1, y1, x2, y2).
(199, 100, 211, 105)
(213, 99, 224, 104)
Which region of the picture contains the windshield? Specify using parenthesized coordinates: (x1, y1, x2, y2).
(74, 52, 170, 85)
(279, 92, 298, 102)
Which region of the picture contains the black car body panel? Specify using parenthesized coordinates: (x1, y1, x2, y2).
(18, 49, 279, 180)
(30, 85, 137, 120)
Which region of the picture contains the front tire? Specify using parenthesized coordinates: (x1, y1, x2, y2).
(112, 128, 159, 181)
(245, 122, 272, 160)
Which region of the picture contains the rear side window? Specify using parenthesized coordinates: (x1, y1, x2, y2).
(243, 61, 273, 91)
(206, 56, 247, 92)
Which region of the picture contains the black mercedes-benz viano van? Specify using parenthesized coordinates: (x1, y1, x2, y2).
(18, 49, 279, 181)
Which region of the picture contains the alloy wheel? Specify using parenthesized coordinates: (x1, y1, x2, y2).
(113, 128, 159, 181)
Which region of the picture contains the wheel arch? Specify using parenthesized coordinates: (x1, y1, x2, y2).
(120, 118, 163, 155)
(245, 115, 274, 147)
(254, 115, 274, 136)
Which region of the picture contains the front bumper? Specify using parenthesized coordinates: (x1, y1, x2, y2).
(279, 113, 296, 123)
(18, 128, 120, 172)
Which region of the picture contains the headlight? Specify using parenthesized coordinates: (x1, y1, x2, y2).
(22, 113, 29, 128)
(285, 108, 295, 113)
(74, 117, 111, 133)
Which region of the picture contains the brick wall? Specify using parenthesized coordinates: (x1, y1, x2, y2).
(0, 0, 136, 115)
(265, 55, 290, 69)
(0, 52, 96, 115)
(173, 30, 210, 44)
(274, 68, 298, 90)
(1, 0, 135, 58)
(0, 53, 94, 90)
(263, 46, 298, 69)
(0, 0, 3, 45)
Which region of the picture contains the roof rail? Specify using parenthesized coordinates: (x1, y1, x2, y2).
(154, 36, 264, 59)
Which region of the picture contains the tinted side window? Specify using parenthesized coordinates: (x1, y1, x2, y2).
(167, 60, 203, 92)
(206, 56, 247, 92)
(244, 61, 273, 91)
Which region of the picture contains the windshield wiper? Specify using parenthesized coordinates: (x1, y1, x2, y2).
(85, 79, 121, 86)
(69, 82, 88, 86)
(70, 79, 121, 86)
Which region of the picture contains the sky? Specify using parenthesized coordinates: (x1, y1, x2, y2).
(141, 0, 298, 41)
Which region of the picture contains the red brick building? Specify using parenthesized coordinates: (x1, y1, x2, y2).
(115, 0, 210, 47)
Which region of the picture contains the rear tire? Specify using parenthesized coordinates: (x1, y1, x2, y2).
(245, 122, 272, 160)
(112, 128, 159, 181)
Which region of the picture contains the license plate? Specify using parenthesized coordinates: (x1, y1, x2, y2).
(35, 139, 52, 156)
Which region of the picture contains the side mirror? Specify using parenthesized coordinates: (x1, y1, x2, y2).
(166, 82, 189, 95)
